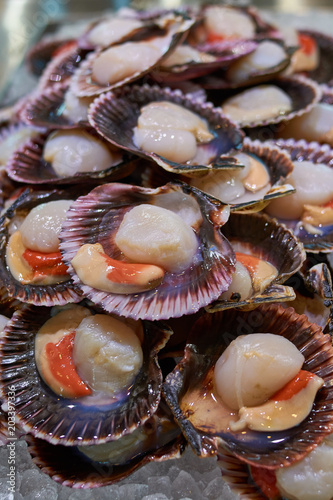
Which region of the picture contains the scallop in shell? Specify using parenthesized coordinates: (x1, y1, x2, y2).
(70, 11, 195, 97)
(265, 138, 333, 253)
(220, 75, 321, 129)
(0, 188, 82, 306)
(59, 181, 235, 321)
(205, 211, 305, 312)
(24, 400, 186, 488)
(89, 84, 244, 175)
(20, 82, 93, 129)
(300, 29, 333, 86)
(162, 303, 333, 468)
(0, 303, 171, 446)
(6, 127, 137, 185)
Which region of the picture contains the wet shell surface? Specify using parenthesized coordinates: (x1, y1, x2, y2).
(162, 303, 333, 468)
(0, 188, 82, 306)
(25, 401, 186, 488)
(20, 82, 91, 129)
(221, 75, 321, 129)
(59, 182, 236, 321)
(0, 304, 171, 446)
(205, 211, 306, 312)
(266, 138, 333, 253)
(6, 128, 137, 185)
(26, 37, 78, 77)
(70, 12, 195, 97)
(88, 84, 244, 175)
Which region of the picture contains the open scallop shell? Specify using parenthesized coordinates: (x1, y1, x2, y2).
(265, 138, 333, 253)
(6, 128, 137, 185)
(20, 82, 89, 129)
(26, 37, 78, 77)
(0, 304, 171, 446)
(222, 74, 321, 130)
(142, 137, 295, 213)
(88, 84, 244, 175)
(300, 29, 333, 87)
(162, 303, 333, 468)
(25, 400, 186, 488)
(59, 181, 236, 321)
(71, 12, 195, 97)
(151, 39, 258, 83)
(37, 42, 90, 91)
(195, 38, 293, 90)
(283, 262, 333, 336)
(0, 188, 83, 306)
(205, 211, 306, 312)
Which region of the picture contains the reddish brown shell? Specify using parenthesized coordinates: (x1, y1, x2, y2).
(162, 303, 333, 469)
(0, 304, 172, 446)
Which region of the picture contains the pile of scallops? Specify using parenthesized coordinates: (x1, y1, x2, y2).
(0, 3, 333, 499)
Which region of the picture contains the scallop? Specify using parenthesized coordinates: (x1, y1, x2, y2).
(86, 17, 143, 48)
(278, 102, 333, 146)
(214, 333, 304, 410)
(226, 41, 289, 84)
(114, 204, 199, 273)
(222, 84, 293, 124)
(18, 199, 73, 253)
(133, 100, 214, 163)
(189, 151, 270, 204)
(92, 41, 162, 86)
(266, 160, 333, 220)
(275, 434, 333, 500)
(43, 129, 117, 177)
(73, 314, 143, 395)
(203, 5, 256, 40)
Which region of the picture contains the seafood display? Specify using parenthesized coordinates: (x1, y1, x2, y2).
(0, 3, 333, 499)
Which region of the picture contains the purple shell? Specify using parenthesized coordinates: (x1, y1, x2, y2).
(59, 182, 236, 321)
(88, 84, 244, 175)
(0, 304, 171, 446)
(6, 129, 138, 185)
(151, 40, 258, 83)
(71, 12, 195, 97)
(205, 211, 306, 312)
(265, 138, 333, 253)
(25, 401, 186, 488)
(162, 303, 333, 468)
(0, 188, 83, 306)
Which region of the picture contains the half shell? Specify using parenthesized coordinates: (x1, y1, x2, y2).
(0, 304, 171, 446)
(266, 138, 333, 253)
(162, 304, 333, 468)
(6, 128, 137, 185)
(205, 212, 305, 312)
(0, 188, 82, 306)
(59, 182, 236, 320)
(71, 12, 195, 97)
(25, 400, 186, 488)
(221, 75, 321, 129)
(88, 84, 244, 175)
(301, 29, 333, 86)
